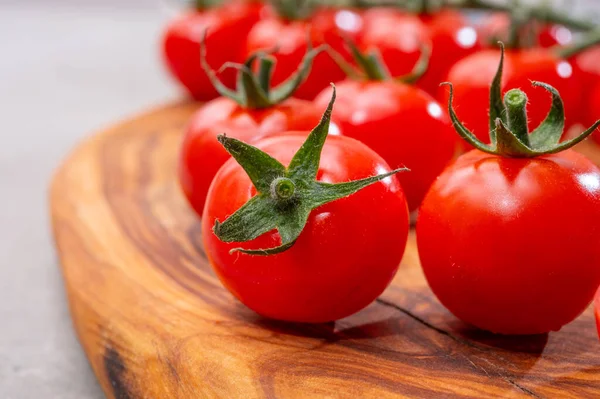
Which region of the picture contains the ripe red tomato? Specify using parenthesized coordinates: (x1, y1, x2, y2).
(443, 48, 581, 146)
(358, 9, 430, 83)
(477, 13, 573, 49)
(314, 82, 457, 212)
(162, 1, 263, 101)
(179, 97, 324, 216)
(202, 133, 409, 322)
(416, 9, 481, 95)
(417, 149, 600, 334)
(245, 7, 361, 100)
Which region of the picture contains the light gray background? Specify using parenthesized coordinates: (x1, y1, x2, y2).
(0, 1, 177, 398)
(0, 1, 597, 398)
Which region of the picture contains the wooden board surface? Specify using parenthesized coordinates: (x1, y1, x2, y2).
(50, 102, 600, 399)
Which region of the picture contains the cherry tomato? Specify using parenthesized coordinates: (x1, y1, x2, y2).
(478, 13, 573, 49)
(203, 134, 409, 322)
(416, 9, 481, 95)
(358, 9, 431, 83)
(315, 82, 457, 212)
(417, 149, 600, 334)
(443, 48, 581, 146)
(179, 97, 324, 216)
(162, 1, 263, 101)
(245, 8, 361, 100)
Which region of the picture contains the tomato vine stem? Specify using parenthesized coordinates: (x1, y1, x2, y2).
(556, 28, 600, 59)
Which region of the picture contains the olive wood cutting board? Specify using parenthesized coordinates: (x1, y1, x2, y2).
(50, 102, 600, 399)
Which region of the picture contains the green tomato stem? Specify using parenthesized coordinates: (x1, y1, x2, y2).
(556, 28, 600, 59)
(504, 89, 530, 147)
(271, 178, 297, 201)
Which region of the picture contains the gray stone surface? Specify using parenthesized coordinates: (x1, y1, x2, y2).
(0, 1, 177, 398)
(0, 1, 598, 398)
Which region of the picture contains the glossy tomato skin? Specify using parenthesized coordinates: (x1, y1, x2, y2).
(315, 81, 458, 212)
(417, 10, 481, 96)
(162, 1, 263, 101)
(443, 48, 581, 147)
(477, 13, 573, 49)
(179, 97, 323, 216)
(245, 8, 361, 100)
(202, 135, 410, 323)
(359, 9, 430, 82)
(417, 149, 600, 334)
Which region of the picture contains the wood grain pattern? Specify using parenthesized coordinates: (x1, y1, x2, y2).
(50, 103, 600, 399)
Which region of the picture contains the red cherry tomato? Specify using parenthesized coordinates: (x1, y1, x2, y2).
(162, 1, 262, 101)
(478, 13, 573, 49)
(245, 8, 360, 100)
(315, 82, 457, 212)
(417, 149, 600, 334)
(202, 134, 409, 322)
(358, 9, 431, 82)
(417, 9, 481, 95)
(443, 48, 581, 146)
(179, 98, 324, 215)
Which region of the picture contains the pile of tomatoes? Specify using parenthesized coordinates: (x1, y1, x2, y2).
(162, 0, 600, 337)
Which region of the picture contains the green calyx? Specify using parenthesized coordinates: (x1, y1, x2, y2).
(212, 85, 407, 256)
(200, 33, 323, 109)
(331, 38, 431, 84)
(444, 42, 600, 158)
